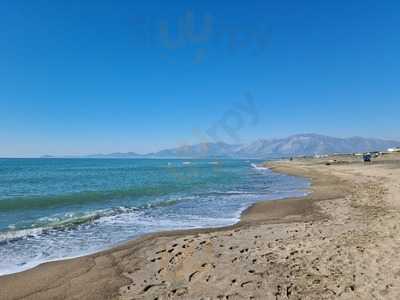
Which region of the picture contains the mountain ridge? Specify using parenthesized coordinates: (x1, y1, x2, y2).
(77, 134, 400, 159)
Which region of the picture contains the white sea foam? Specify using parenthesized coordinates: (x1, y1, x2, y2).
(251, 163, 269, 170)
(0, 227, 47, 243)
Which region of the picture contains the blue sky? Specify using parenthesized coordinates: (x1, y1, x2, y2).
(1, 0, 399, 156)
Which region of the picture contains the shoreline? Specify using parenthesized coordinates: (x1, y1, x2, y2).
(0, 164, 308, 277)
(0, 162, 318, 298)
(2, 154, 400, 299)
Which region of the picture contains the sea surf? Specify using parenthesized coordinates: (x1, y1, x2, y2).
(0, 158, 309, 275)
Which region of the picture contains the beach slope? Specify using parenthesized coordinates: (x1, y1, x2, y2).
(1, 154, 400, 299)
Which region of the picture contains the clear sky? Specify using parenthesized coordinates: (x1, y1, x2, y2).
(1, 0, 399, 156)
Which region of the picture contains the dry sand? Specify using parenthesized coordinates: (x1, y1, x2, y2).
(1, 153, 400, 299)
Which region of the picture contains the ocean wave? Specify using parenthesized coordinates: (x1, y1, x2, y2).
(0, 195, 200, 244)
(201, 191, 254, 197)
(0, 206, 139, 243)
(251, 163, 269, 171)
(0, 187, 257, 244)
(0, 186, 182, 211)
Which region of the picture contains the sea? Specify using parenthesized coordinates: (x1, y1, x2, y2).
(0, 158, 309, 275)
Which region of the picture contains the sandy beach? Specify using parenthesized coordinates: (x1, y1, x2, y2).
(1, 153, 400, 299)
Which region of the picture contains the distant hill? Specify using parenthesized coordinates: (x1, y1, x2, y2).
(147, 142, 243, 158)
(145, 134, 399, 159)
(235, 134, 400, 158)
(49, 134, 400, 159)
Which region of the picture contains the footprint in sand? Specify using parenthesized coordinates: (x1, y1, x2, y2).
(150, 257, 162, 263)
(168, 251, 184, 265)
(188, 270, 200, 282)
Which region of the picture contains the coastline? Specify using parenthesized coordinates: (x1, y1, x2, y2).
(1, 153, 400, 299)
(0, 162, 308, 277)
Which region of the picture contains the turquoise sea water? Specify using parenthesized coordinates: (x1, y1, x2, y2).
(0, 158, 309, 275)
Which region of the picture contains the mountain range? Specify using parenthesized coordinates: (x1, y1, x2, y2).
(77, 134, 400, 159)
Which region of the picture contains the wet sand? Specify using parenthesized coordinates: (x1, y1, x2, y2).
(1, 153, 400, 299)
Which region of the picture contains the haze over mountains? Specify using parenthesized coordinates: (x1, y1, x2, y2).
(80, 134, 400, 159)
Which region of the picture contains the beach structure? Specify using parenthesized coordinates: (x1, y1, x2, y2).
(388, 147, 400, 153)
(370, 151, 381, 158)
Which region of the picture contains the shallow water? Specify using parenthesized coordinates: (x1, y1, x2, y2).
(0, 158, 309, 275)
